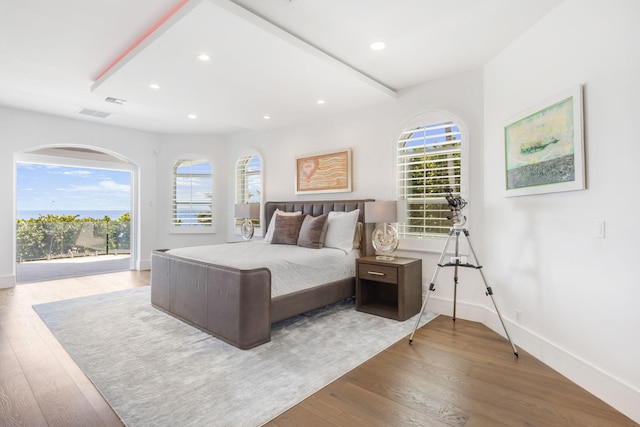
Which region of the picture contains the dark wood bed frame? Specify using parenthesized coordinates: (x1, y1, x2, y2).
(150, 200, 374, 349)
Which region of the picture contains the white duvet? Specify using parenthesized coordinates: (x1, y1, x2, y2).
(166, 241, 358, 297)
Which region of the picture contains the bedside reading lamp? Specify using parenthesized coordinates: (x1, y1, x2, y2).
(234, 203, 260, 240)
(364, 201, 399, 260)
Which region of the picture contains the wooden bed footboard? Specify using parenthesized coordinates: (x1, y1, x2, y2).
(151, 249, 272, 349)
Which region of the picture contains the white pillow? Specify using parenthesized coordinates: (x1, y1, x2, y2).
(264, 209, 302, 242)
(323, 209, 360, 253)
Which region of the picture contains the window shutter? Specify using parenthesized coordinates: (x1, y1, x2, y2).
(396, 121, 462, 238)
(235, 155, 262, 230)
(172, 159, 212, 227)
(235, 157, 250, 204)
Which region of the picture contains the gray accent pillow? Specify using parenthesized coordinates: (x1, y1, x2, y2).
(271, 213, 306, 245)
(264, 209, 302, 242)
(297, 214, 329, 249)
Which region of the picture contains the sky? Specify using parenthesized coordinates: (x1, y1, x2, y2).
(17, 163, 131, 211)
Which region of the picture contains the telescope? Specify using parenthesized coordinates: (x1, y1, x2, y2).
(444, 188, 467, 226)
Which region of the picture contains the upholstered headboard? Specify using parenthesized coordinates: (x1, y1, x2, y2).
(264, 200, 375, 256)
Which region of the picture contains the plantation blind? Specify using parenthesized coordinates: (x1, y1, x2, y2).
(235, 154, 262, 229)
(396, 121, 462, 238)
(172, 159, 212, 227)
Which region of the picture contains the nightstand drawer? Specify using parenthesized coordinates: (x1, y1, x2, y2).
(358, 264, 398, 284)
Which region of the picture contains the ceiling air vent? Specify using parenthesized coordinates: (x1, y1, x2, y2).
(104, 96, 127, 105)
(78, 108, 111, 118)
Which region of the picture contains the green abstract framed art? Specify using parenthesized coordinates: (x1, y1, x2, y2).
(504, 85, 585, 197)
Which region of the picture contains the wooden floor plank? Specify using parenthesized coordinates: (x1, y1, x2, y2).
(0, 373, 48, 427)
(338, 357, 470, 425)
(265, 405, 332, 427)
(0, 328, 23, 381)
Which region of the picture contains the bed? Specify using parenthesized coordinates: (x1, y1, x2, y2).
(150, 200, 374, 349)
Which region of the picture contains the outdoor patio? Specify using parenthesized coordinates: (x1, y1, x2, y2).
(16, 254, 131, 284)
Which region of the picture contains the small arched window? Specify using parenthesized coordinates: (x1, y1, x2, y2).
(172, 158, 213, 228)
(396, 113, 466, 240)
(235, 153, 263, 233)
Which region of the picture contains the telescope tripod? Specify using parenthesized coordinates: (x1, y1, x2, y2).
(408, 224, 519, 357)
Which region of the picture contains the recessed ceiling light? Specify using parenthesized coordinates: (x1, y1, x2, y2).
(317, 99, 326, 105)
(370, 41, 386, 50)
(187, 114, 197, 119)
(198, 53, 211, 61)
(149, 83, 160, 89)
(263, 115, 271, 120)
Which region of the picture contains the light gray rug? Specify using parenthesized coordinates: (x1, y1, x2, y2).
(33, 287, 437, 427)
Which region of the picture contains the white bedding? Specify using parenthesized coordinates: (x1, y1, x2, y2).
(166, 241, 358, 297)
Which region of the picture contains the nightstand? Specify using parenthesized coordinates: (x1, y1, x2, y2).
(356, 256, 422, 321)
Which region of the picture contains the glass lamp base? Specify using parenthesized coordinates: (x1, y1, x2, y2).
(240, 219, 255, 240)
(371, 223, 398, 259)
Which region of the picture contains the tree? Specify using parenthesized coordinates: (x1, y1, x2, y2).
(16, 213, 131, 261)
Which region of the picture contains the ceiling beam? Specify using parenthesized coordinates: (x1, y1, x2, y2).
(220, 0, 396, 98)
(92, 0, 203, 91)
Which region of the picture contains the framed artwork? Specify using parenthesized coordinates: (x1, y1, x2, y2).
(504, 85, 584, 197)
(295, 148, 352, 194)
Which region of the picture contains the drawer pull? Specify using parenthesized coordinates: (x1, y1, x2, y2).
(367, 271, 385, 276)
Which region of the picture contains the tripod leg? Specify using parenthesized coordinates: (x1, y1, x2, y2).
(409, 230, 455, 344)
(452, 231, 460, 321)
(409, 282, 435, 344)
(462, 230, 519, 357)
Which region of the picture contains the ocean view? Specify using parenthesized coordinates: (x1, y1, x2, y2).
(17, 210, 130, 221)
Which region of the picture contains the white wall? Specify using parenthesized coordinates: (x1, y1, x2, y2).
(0, 106, 158, 286)
(484, 0, 640, 421)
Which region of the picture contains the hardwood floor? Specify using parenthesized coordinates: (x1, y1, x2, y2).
(268, 316, 638, 427)
(0, 272, 636, 427)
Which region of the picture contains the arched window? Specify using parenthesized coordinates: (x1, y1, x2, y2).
(235, 153, 263, 233)
(172, 158, 213, 228)
(396, 113, 466, 240)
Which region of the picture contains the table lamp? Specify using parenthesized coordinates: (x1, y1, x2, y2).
(364, 201, 398, 260)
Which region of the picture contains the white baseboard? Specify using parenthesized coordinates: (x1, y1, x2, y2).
(426, 295, 640, 424)
(0, 274, 16, 289)
(138, 258, 151, 271)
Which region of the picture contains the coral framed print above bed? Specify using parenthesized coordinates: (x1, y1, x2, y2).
(295, 148, 352, 194)
(504, 84, 585, 197)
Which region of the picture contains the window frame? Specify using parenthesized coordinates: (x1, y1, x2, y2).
(394, 111, 469, 253)
(171, 157, 214, 234)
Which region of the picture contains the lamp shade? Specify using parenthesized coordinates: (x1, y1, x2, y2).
(234, 203, 260, 219)
(364, 201, 397, 223)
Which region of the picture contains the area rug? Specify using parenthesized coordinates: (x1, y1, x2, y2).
(33, 286, 437, 427)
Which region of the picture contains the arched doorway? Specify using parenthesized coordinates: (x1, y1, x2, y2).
(14, 145, 138, 283)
